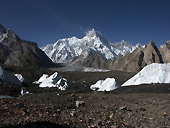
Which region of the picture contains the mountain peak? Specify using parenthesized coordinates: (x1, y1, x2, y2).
(86, 29, 101, 38)
(164, 40, 170, 49)
(119, 40, 132, 46)
(0, 24, 54, 67)
(147, 40, 155, 47)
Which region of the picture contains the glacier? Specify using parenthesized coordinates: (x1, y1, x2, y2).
(122, 63, 170, 86)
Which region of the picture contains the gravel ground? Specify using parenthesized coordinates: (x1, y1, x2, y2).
(1, 86, 170, 128)
(1, 70, 170, 128)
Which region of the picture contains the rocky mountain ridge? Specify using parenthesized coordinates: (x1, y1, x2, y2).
(0, 24, 54, 67)
(112, 40, 164, 72)
(0, 24, 170, 72)
(42, 28, 170, 72)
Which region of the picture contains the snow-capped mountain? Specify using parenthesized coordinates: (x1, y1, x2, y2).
(42, 29, 117, 63)
(111, 40, 134, 56)
(111, 41, 145, 56)
(42, 29, 139, 63)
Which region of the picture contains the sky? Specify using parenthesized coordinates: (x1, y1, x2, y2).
(0, 0, 170, 47)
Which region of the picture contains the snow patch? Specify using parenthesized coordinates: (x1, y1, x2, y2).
(0, 33, 7, 42)
(90, 78, 120, 91)
(122, 63, 170, 86)
(33, 74, 49, 84)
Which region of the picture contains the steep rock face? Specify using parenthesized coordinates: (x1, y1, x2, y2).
(159, 41, 170, 63)
(143, 40, 163, 64)
(0, 24, 54, 67)
(112, 41, 163, 72)
(112, 47, 146, 72)
(74, 50, 115, 69)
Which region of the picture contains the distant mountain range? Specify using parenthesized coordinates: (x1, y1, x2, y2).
(0, 24, 170, 72)
(41, 29, 145, 69)
(42, 29, 143, 63)
(0, 24, 54, 67)
(113, 40, 164, 72)
(41, 29, 170, 72)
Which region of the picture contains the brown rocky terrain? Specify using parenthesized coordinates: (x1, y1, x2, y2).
(1, 83, 170, 128)
(0, 68, 170, 128)
(112, 40, 164, 72)
(112, 47, 146, 72)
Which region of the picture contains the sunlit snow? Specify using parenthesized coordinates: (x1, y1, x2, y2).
(90, 78, 120, 91)
(122, 63, 170, 86)
(39, 72, 69, 90)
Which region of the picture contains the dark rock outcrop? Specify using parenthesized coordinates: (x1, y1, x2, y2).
(0, 24, 54, 67)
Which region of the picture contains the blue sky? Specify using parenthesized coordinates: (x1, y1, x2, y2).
(0, 0, 170, 47)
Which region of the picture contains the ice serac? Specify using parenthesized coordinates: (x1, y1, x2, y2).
(39, 72, 69, 90)
(0, 66, 22, 85)
(122, 63, 170, 86)
(0, 24, 54, 67)
(159, 41, 170, 63)
(33, 74, 49, 84)
(90, 78, 120, 91)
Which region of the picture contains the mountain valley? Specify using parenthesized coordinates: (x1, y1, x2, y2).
(0, 23, 170, 128)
